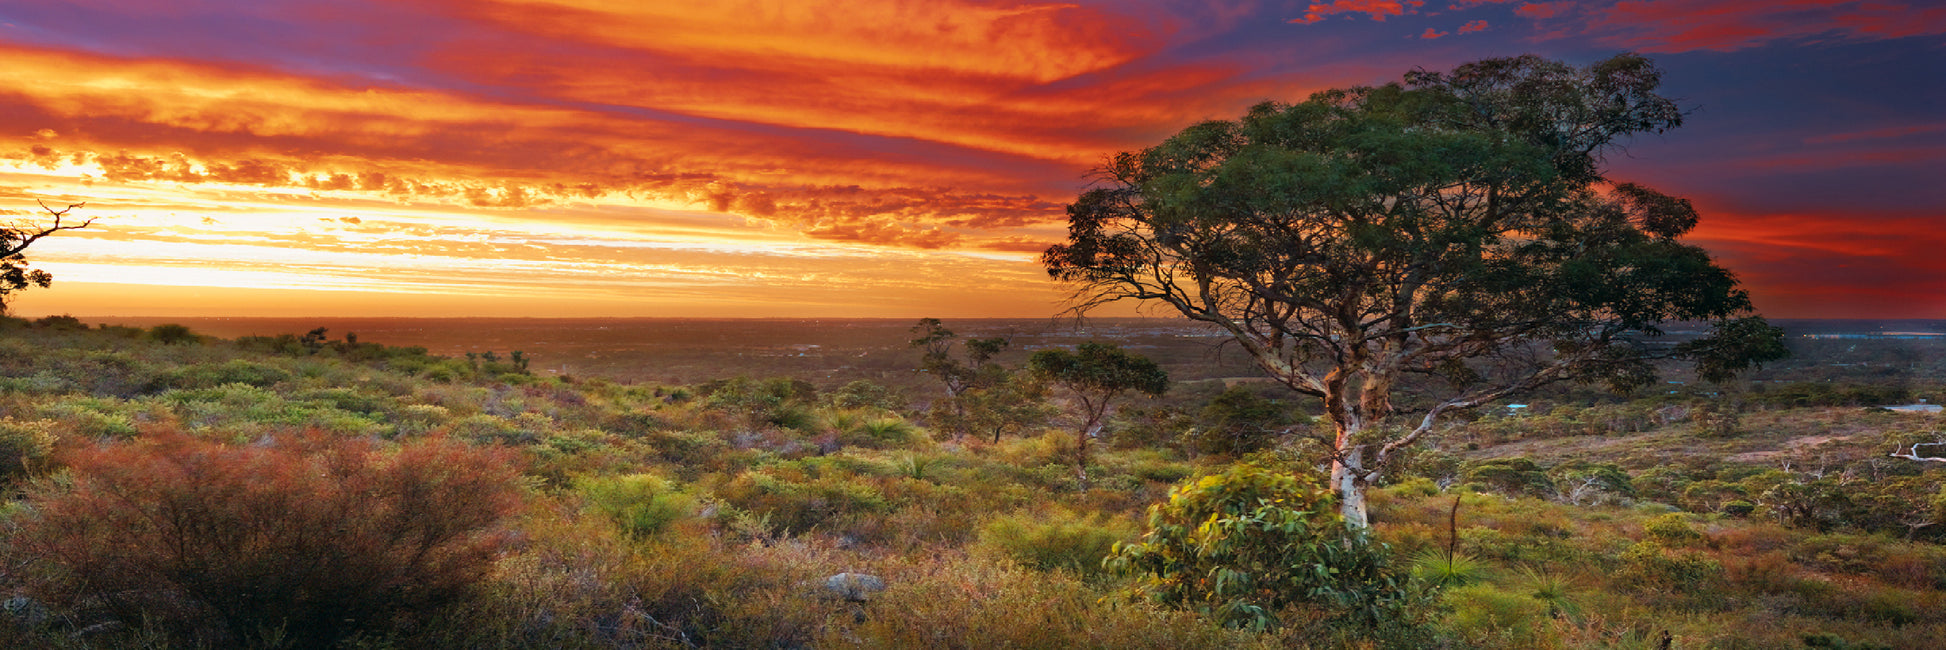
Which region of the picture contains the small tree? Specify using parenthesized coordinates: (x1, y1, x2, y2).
(909, 317, 1010, 400)
(1043, 54, 1786, 526)
(1028, 342, 1168, 488)
(911, 317, 1047, 442)
(1, 201, 95, 313)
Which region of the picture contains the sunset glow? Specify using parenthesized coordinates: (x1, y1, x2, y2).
(0, 0, 1939, 319)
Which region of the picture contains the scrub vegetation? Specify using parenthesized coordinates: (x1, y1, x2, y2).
(0, 315, 1938, 649)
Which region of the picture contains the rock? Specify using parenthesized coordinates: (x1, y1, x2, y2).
(823, 572, 886, 602)
(2, 596, 50, 627)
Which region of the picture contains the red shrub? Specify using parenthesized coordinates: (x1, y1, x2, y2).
(11, 431, 524, 648)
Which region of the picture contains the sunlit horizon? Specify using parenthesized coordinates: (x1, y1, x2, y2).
(1, 1, 1940, 320)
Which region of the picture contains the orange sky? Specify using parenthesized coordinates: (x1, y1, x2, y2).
(0, 0, 1940, 319)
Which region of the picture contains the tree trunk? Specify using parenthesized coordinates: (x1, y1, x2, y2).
(1075, 420, 1099, 491)
(1333, 445, 1371, 529)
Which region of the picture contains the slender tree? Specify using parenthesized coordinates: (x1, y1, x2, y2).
(1043, 54, 1786, 526)
(1, 201, 95, 313)
(1029, 342, 1169, 488)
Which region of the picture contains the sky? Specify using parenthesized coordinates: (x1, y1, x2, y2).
(0, 0, 1940, 320)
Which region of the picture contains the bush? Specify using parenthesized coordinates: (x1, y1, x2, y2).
(577, 472, 697, 539)
(146, 323, 198, 345)
(1110, 463, 1424, 635)
(0, 417, 56, 485)
(9, 432, 525, 648)
(149, 359, 295, 391)
(978, 509, 1134, 576)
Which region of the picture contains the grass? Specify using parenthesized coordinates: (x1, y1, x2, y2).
(0, 318, 1940, 648)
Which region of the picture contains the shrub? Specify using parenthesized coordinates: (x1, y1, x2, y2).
(713, 470, 889, 536)
(0, 417, 56, 485)
(1410, 549, 1494, 588)
(977, 509, 1134, 577)
(1462, 457, 1555, 498)
(1644, 513, 1705, 546)
(1616, 542, 1723, 595)
(855, 417, 920, 447)
(1443, 583, 1558, 649)
(1110, 463, 1423, 634)
(9, 432, 524, 648)
(577, 472, 697, 539)
(149, 359, 295, 391)
(146, 323, 198, 345)
(821, 379, 905, 412)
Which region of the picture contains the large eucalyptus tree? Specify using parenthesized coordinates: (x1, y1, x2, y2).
(1043, 54, 1786, 527)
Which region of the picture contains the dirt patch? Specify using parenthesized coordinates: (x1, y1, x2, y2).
(1726, 434, 1855, 463)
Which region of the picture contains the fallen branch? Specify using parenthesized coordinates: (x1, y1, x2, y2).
(1889, 442, 1946, 463)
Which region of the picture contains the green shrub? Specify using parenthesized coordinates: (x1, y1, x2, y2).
(856, 417, 920, 447)
(37, 399, 140, 438)
(1110, 463, 1422, 634)
(577, 473, 697, 539)
(822, 379, 905, 412)
(1444, 583, 1556, 648)
(1410, 549, 1494, 588)
(0, 417, 57, 484)
(714, 470, 889, 536)
(977, 509, 1133, 576)
(1462, 457, 1555, 498)
(1644, 513, 1705, 546)
(1616, 542, 1722, 594)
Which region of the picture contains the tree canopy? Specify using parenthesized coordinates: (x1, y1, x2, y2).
(1042, 54, 1787, 526)
(1, 201, 94, 313)
(1028, 342, 1168, 487)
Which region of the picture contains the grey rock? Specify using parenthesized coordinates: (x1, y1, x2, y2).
(823, 572, 886, 602)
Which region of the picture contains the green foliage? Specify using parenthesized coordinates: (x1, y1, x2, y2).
(909, 317, 1012, 399)
(822, 379, 905, 412)
(1042, 53, 1786, 528)
(1644, 513, 1705, 546)
(1443, 583, 1556, 648)
(1027, 342, 1170, 401)
(576, 472, 696, 539)
(977, 509, 1134, 577)
(1189, 386, 1295, 456)
(713, 469, 890, 536)
(9, 432, 524, 648)
(1410, 549, 1494, 588)
(701, 375, 818, 429)
(1111, 463, 1421, 633)
(1462, 457, 1555, 498)
(149, 358, 295, 390)
(1617, 541, 1723, 595)
(1029, 341, 1168, 487)
(0, 417, 57, 485)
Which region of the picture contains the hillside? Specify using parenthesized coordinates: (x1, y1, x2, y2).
(0, 315, 1942, 649)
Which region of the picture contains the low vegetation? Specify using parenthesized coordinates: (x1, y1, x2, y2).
(0, 315, 1940, 648)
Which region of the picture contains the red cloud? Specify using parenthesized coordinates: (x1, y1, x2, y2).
(1459, 19, 1490, 33)
(1584, 0, 1946, 53)
(1421, 27, 1449, 38)
(1515, 2, 1564, 19)
(1290, 0, 1413, 24)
